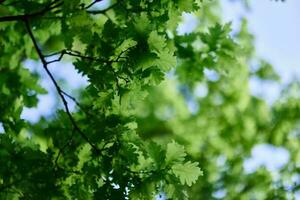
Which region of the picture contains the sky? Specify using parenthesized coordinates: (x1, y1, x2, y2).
(250, 0, 300, 83)
(0, 0, 298, 196)
(222, 0, 300, 104)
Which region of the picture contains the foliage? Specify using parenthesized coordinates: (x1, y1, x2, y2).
(0, 0, 299, 199)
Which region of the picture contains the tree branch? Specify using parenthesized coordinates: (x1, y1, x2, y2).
(24, 18, 101, 155)
(0, 0, 63, 22)
(46, 49, 111, 65)
(61, 90, 95, 118)
(61, 90, 82, 109)
(85, 0, 104, 10)
(54, 128, 75, 168)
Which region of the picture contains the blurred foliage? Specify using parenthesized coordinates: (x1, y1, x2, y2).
(0, 0, 299, 199)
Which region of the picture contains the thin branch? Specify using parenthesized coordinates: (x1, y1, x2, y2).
(0, 0, 63, 22)
(61, 90, 95, 118)
(24, 18, 101, 155)
(85, 0, 104, 9)
(61, 90, 82, 108)
(40, 16, 63, 20)
(113, 47, 131, 62)
(46, 50, 66, 64)
(46, 49, 110, 64)
(54, 128, 75, 168)
(44, 50, 64, 57)
(65, 50, 109, 62)
(46, 45, 132, 65)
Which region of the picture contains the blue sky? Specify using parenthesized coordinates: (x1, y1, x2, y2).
(222, 0, 300, 106)
(222, 0, 300, 83)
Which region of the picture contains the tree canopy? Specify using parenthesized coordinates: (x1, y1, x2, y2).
(0, 0, 299, 199)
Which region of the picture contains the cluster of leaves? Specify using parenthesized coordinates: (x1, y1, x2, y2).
(0, 0, 203, 199)
(0, 0, 299, 199)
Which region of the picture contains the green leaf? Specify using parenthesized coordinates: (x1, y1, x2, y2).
(147, 141, 165, 167)
(148, 31, 166, 54)
(165, 184, 188, 200)
(155, 50, 177, 71)
(171, 161, 203, 186)
(136, 52, 157, 71)
(114, 38, 137, 57)
(134, 12, 151, 33)
(178, 0, 199, 12)
(166, 141, 186, 164)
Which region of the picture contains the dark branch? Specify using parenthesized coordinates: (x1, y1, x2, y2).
(46, 49, 110, 64)
(61, 90, 82, 108)
(24, 19, 101, 155)
(60, 90, 95, 118)
(54, 128, 75, 168)
(85, 0, 104, 9)
(46, 45, 132, 65)
(44, 50, 64, 57)
(0, 0, 63, 22)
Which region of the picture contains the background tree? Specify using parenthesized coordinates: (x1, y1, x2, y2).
(0, 0, 299, 199)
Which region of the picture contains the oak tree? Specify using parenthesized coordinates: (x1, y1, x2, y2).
(0, 0, 299, 199)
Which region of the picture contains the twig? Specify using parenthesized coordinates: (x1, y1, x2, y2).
(46, 49, 110, 64)
(113, 48, 131, 62)
(54, 128, 75, 167)
(44, 50, 64, 57)
(24, 18, 101, 155)
(60, 90, 95, 117)
(0, 0, 63, 22)
(86, 1, 120, 14)
(61, 90, 82, 108)
(46, 50, 66, 64)
(85, 0, 104, 9)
